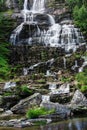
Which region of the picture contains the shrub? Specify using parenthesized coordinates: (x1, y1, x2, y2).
(21, 85, 32, 94)
(26, 107, 55, 119)
(81, 86, 87, 92)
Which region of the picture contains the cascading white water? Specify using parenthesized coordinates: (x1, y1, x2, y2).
(24, 0, 28, 10)
(72, 60, 78, 70)
(79, 56, 87, 72)
(43, 24, 61, 47)
(10, 23, 24, 45)
(63, 57, 66, 69)
(42, 95, 50, 102)
(32, 0, 45, 13)
(49, 83, 57, 92)
(47, 14, 55, 25)
(4, 82, 16, 89)
(10, 0, 85, 52)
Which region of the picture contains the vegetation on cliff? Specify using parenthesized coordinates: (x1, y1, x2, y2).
(66, 0, 87, 37)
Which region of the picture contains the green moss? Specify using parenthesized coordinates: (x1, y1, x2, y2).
(3, 92, 13, 96)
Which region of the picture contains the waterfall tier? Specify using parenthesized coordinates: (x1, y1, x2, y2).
(10, 0, 85, 53)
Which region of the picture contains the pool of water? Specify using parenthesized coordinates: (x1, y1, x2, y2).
(0, 117, 87, 130)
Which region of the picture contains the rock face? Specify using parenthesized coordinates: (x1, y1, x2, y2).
(70, 90, 87, 114)
(11, 93, 42, 114)
(71, 90, 87, 106)
(1, 95, 20, 110)
(50, 93, 72, 104)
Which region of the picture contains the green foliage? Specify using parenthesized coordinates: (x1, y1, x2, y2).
(26, 107, 55, 119)
(73, 5, 87, 31)
(80, 86, 87, 92)
(41, 51, 47, 61)
(60, 76, 71, 83)
(75, 69, 87, 92)
(0, 43, 10, 79)
(66, 0, 87, 36)
(3, 92, 13, 96)
(21, 85, 32, 94)
(0, 0, 6, 11)
(0, 12, 17, 80)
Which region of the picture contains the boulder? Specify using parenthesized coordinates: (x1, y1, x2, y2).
(70, 90, 87, 114)
(41, 102, 71, 118)
(11, 93, 42, 114)
(71, 90, 87, 106)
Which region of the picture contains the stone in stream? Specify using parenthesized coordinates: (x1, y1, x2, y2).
(11, 93, 42, 114)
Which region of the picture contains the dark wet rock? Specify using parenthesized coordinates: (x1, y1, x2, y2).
(11, 93, 42, 114)
(1, 95, 20, 110)
(50, 93, 73, 104)
(0, 108, 4, 113)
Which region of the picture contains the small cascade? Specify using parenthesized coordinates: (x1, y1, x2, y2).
(63, 57, 66, 69)
(46, 70, 51, 76)
(58, 83, 70, 94)
(71, 60, 78, 70)
(10, 23, 24, 45)
(75, 60, 78, 68)
(47, 14, 55, 25)
(49, 83, 57, 92)
(79, 56, 87, 72)
(4, 82, 16, 89)
(22, 58, 55, 75)
(42, 95, 50, 103)
(50, 83, 70, 94)
(46, 58, 54, 66)
(23, 68, 28, 75)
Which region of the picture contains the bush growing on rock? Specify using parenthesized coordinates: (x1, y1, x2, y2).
(26, 107, 55, 119)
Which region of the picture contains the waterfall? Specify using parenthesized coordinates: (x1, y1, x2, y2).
(42, 95, 50, 102)
(23, 0, 28, 10)
(44, 24, 61, 47)
(47, 14, 55, 25)
(10, 23, 24, 45)
(32, 0, 45, 13)
(10, 0, 85, 52)
(49, 84, 57, 92)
